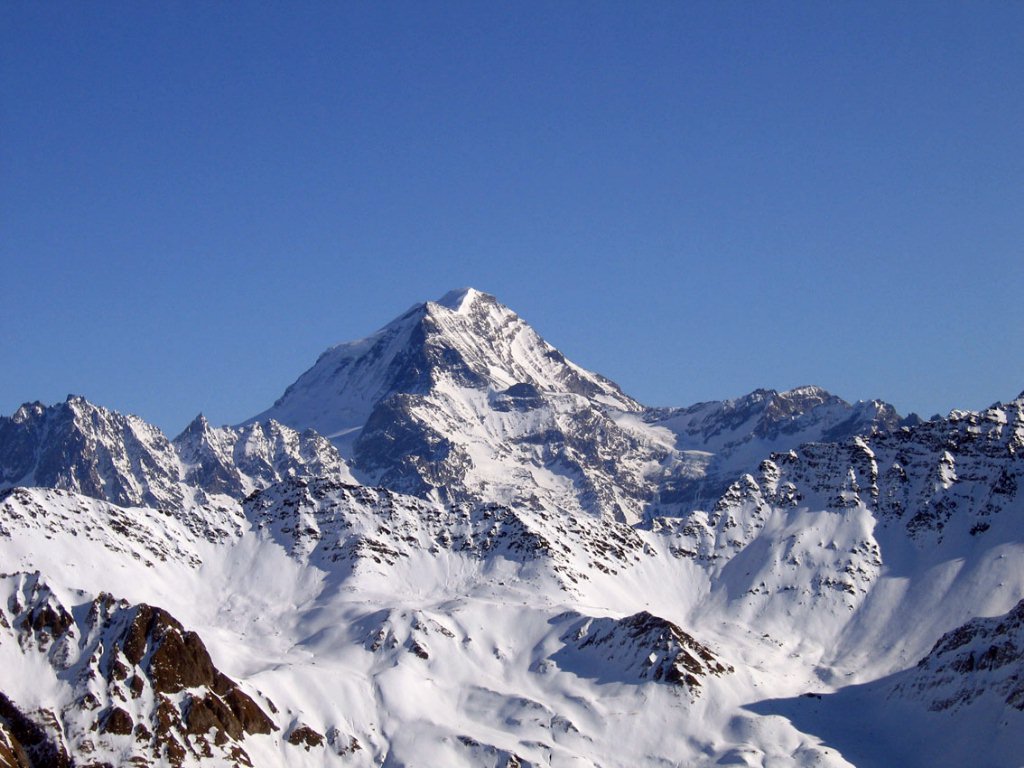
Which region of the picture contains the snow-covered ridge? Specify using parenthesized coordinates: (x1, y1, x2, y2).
(0, 396, 354, 518)
(243, 475, 653, 590)
(0, 487, 210, 568)
(249, 289, 903, 524)
(250, 289, 660, 520)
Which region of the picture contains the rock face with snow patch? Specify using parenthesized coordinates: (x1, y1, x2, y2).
(0, 396, 186, 511)
(896, 598, 1024, 712)
(0, 692, 66, 768)
(0, 572, 277, 767)
(173, 414, 353, 497)
(554, 611, 733, 693)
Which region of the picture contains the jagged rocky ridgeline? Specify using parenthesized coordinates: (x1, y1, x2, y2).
(1, 288, 1023, 767)
(0, 396, 353, 516)
(0, 290, 915, 527)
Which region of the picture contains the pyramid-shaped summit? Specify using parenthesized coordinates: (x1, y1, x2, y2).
(245, 288, 910, 522)
(251, 287, 640, 444)
(248, 287, 649, 518)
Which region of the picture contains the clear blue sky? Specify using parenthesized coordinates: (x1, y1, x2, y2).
(2, 1, 1022, 434)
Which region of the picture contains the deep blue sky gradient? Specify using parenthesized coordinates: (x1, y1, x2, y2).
(3, 2, 1022, 434)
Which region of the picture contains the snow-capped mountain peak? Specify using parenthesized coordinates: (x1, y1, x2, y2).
(432, 285, 485, 313)
(3, 288, 1022, 767)
(252, 287, 639, 443)
(249, 288, 652, 519)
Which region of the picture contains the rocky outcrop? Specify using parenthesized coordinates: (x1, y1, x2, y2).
(286, 724, 324, 750)
(0, 572, 277, 767)
(554, 611, 733, 694)
(245, 476, 653, 587)
(895, 599, 1024, 712)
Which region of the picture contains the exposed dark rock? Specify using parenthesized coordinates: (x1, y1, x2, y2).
(0, 693, 70, 768)
(0, 713, 31, 768)
(0, 573, 276, 767)
(286, 724, 324, 750)
(100, 707, 133, 736)
(555, 610, 732, 694)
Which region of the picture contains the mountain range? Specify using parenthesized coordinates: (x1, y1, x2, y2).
(1, 288, 1021, 767)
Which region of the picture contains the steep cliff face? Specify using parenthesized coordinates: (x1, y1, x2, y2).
(0, 398, 354, 523)
(0, 396, 185, 511)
